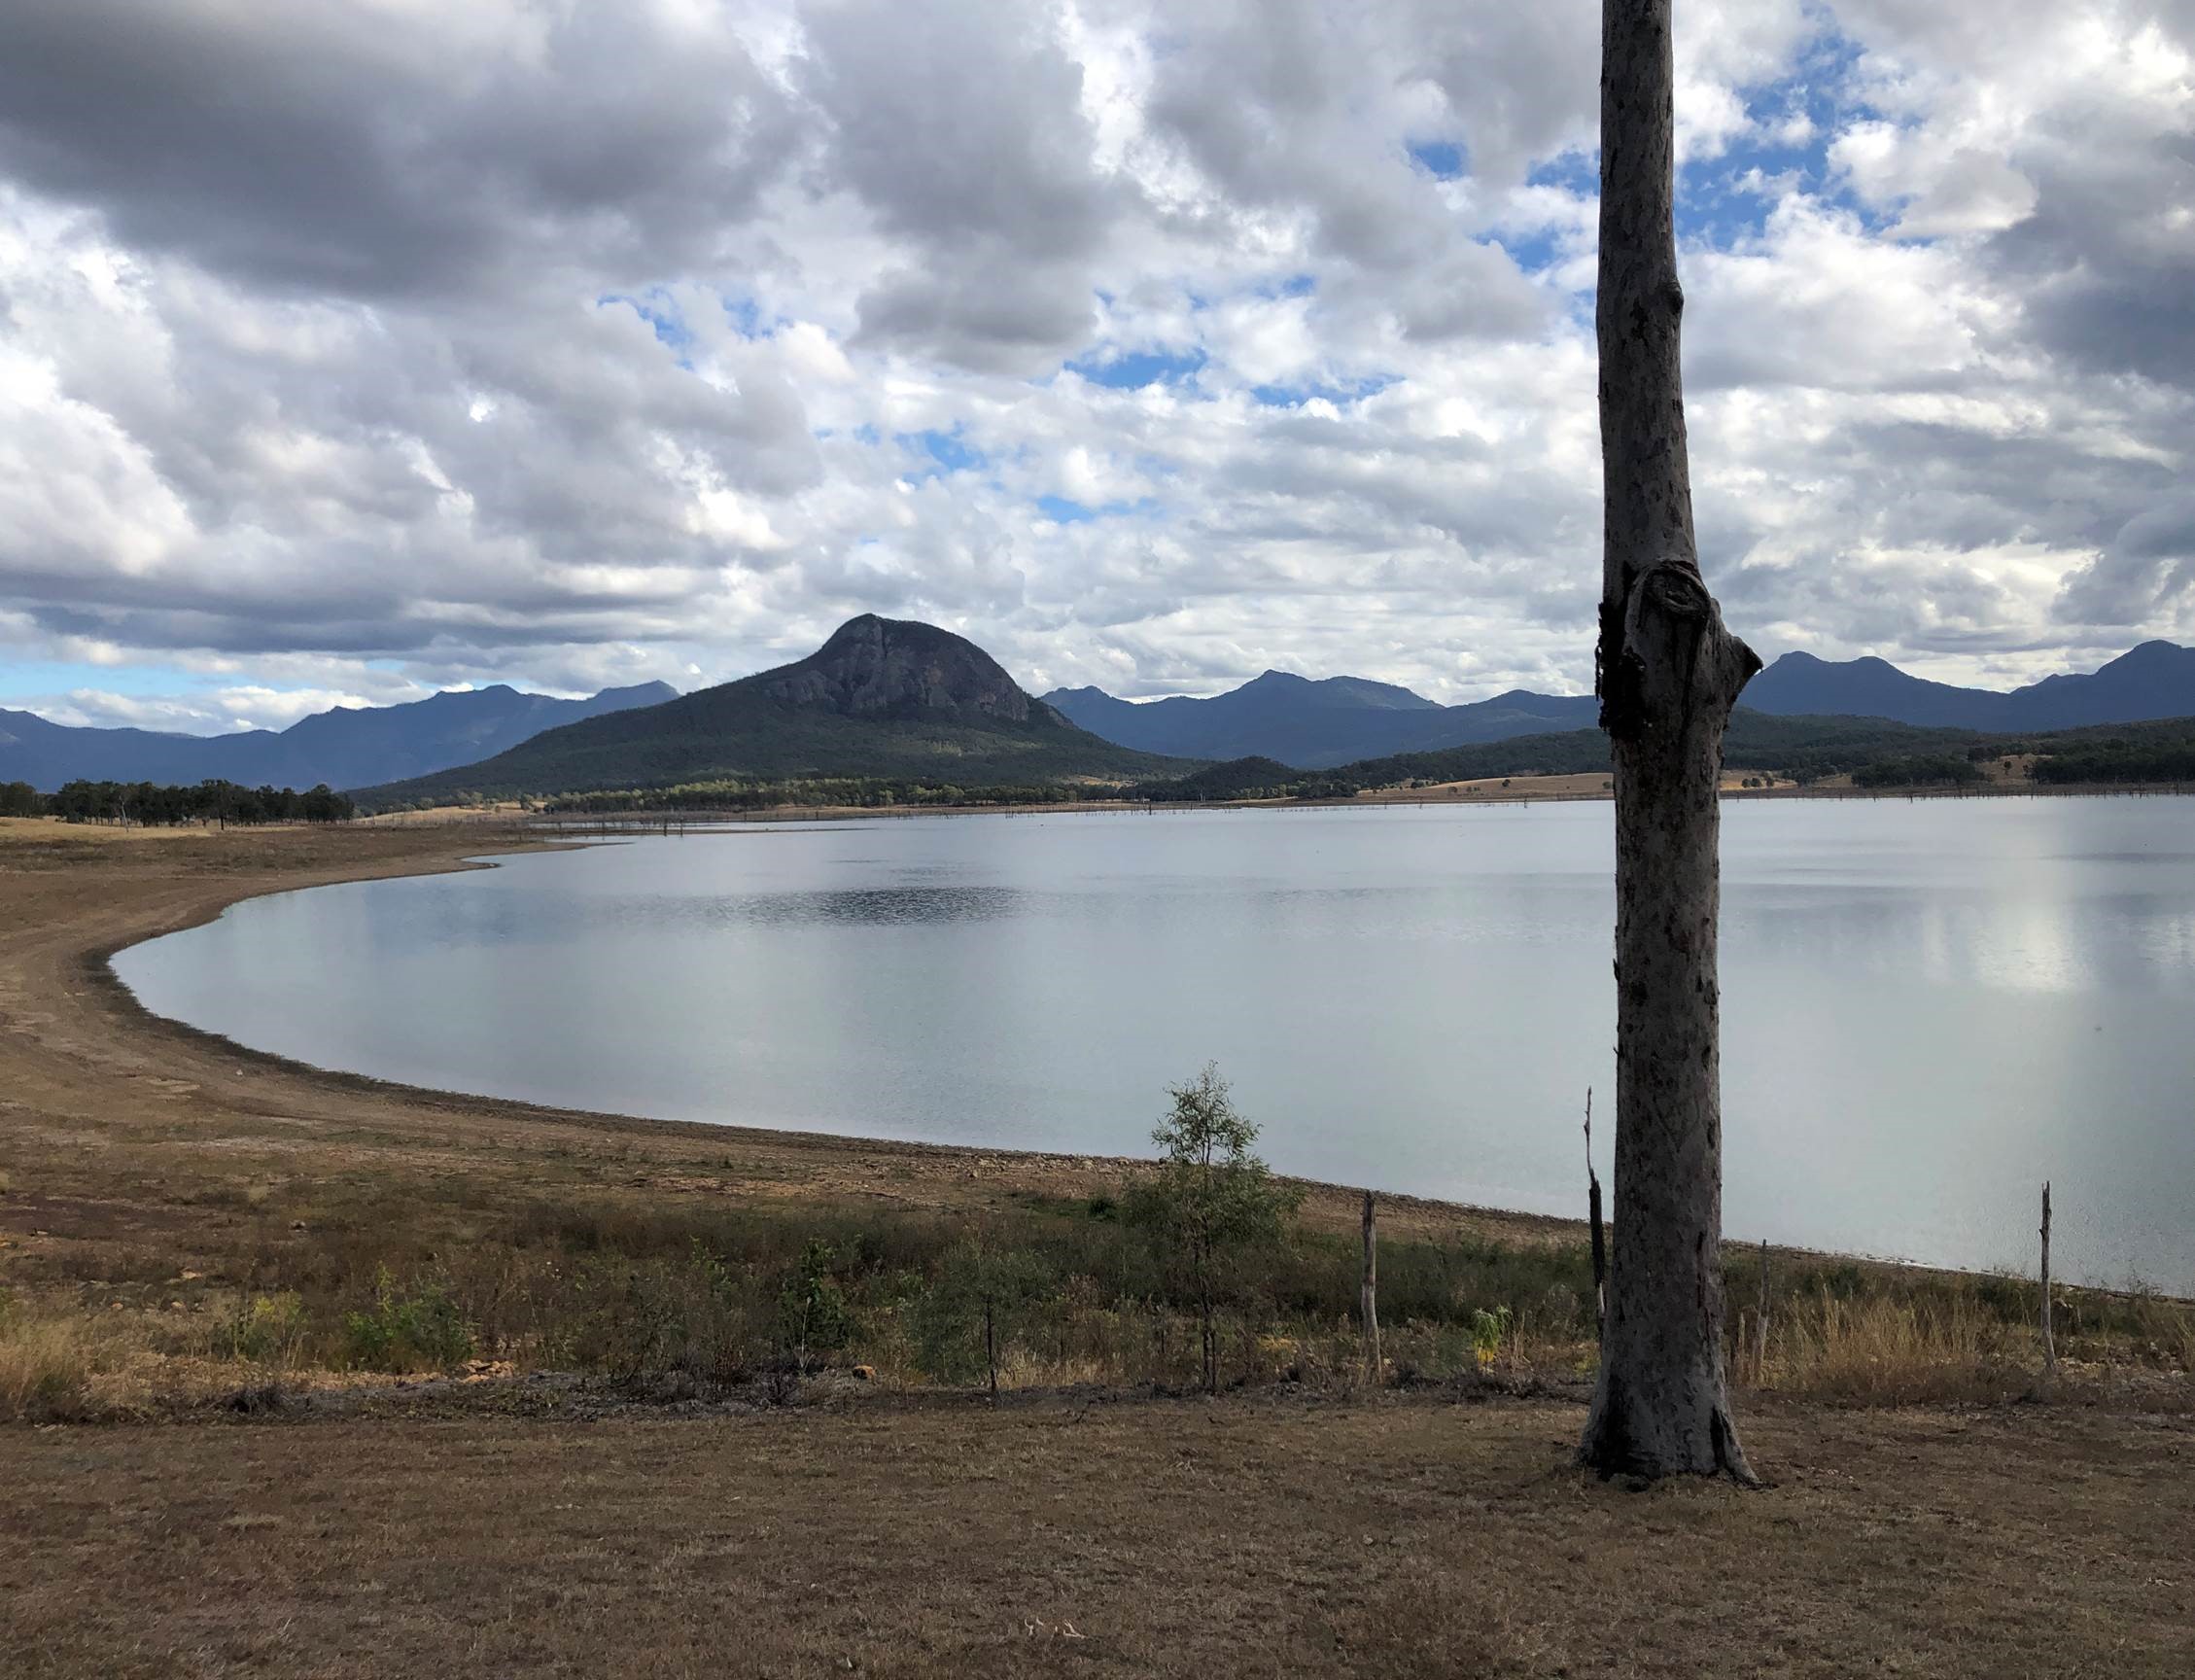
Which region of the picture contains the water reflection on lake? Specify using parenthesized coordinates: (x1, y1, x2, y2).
(114, 798, 2195, 1291)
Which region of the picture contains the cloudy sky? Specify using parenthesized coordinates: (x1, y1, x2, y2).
(1, 0, 2190, 734)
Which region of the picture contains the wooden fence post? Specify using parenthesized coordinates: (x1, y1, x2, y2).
(2039, 1181, 2055, 1373)
(1585, 1089, 1607, 1345)
(1360, 1189, 1380, 1384)
(1755, 1237, 1770, 1384)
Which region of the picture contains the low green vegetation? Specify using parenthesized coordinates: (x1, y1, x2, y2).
(23, 779, 357, 825)
(340, 1266, 475, 1372)
(2029, 722, 2195, 784)
(6, 1062, 2189, 1423)
(1852, 753, 1987, 788)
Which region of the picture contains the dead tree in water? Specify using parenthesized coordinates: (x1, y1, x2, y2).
(1576, 0, 1761, 1483)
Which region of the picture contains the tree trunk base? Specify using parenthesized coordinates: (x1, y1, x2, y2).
(1578, 1369, 1759, 1484)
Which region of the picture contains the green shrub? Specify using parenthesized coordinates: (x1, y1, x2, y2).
(343, 1266, 473, 1372)
(913, 1237, 1058, 1389)
(777, 1240, 853, 1370)
(1469, 1306, 1514, 1366)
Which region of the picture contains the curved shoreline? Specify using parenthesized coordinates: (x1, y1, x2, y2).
(0, 818, 1546, 1249)
(12, 815, 2168, 1294)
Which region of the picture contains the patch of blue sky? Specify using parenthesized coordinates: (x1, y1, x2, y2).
(1035, 495, 1160, 524)
(722, 295, 767, 337)
(1679, 26, 1890, 245)
(1525, 150, 1599, 198)
(1482, 226, 1568, 278)
(896, 427, 986, 483)
(0, 660, 192, 703)
(1063, 347, 1208, 390)
(1408, 139, 1467, 181)
(598, 289, 692, 351)
(1248, 373, 1397, 409)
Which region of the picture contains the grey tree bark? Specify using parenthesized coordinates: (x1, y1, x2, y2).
(1577, 0, 1761, 1482)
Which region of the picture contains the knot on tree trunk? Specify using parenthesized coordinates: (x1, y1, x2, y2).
(1597, 560, 1760, 741)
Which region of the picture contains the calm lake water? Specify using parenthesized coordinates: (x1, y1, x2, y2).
(115, 799, 2195, 1291)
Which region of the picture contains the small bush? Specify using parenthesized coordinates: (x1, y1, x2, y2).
(777, 1240, 853, 1371)
(1469, 1306, 1514, 1367)
(213, 1292, 310, 1367)
(913, 1238, 1058, 1389)
(343, 1267, 474, 1372)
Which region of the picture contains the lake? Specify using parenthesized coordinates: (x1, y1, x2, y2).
(113, 798, 2195, 1292)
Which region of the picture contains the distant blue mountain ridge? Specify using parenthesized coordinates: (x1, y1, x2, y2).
(1044, 641, 2195, 769)
(0, 681, 679, 792)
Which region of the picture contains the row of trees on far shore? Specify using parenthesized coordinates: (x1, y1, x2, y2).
(27, 779, 356, 826)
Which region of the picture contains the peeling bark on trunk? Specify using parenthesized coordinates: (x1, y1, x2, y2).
(1578, 0, 1761, 1483)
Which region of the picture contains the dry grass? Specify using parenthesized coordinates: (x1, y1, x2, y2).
(0, 1306, 92, 1420)
(4, 1396, 2190, 1678)
(1763, 1290, 2021, 1405)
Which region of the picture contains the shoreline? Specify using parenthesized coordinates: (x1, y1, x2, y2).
(4, 813, 2174, 1302)
(0, 819, 1557, 1255)
(505, 777, 2195, 825)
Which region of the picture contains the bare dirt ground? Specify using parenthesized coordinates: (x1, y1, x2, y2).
(5, 1393, 2189, 1678)
(4, 819, 2190, 1677)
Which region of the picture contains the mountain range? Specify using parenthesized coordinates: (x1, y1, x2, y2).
(1042, 673, 1597, 769)
(0, 682, 677, 792)
(10, 631, 2190, 799)
(1049, 641, 2195, 768)
(359, 615, 1171, 805)
(1742, 640, 2195, 732)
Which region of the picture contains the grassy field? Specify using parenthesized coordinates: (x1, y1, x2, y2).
(2, 817, 2190, 1674)
(7, 1396, 2190, 1678)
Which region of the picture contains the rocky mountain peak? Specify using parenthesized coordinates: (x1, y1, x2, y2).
(756, 614, 1049, 725)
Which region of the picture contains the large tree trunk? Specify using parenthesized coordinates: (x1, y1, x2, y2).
(1577, 0, 1761, 1482)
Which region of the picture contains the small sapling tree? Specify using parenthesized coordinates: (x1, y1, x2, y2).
(917, 1234, 1057, 1396)
(777, 1238, 852, 1375)
(1127, 1064, 1301, 1394)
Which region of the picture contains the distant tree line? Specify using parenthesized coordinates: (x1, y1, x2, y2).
(1128, 757, 1357, 803)
(2030, 739, 2195, 785)
(1851, 754, 1987, 789)
(538, 777, 1118, 816)
(42, 779, 355, 825)
(1, 780, 44, 818)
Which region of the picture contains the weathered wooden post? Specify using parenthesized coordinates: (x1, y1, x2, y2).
(1755, 1237, 1770, 1384)
(1585, 1089, 1607, 1344)
(1360, 1189, 1381, 1384)
(2039, 1181, 2055, 1373)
